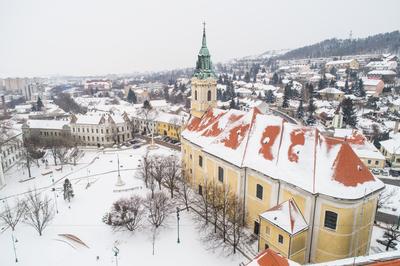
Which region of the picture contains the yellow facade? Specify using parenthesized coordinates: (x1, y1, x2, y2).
(246, 174, 274, 226)
(313, 198, 376, 262)
(156, 121, 181, 141)
(259, 217, 307, 264)
(361, 157, 385, 169)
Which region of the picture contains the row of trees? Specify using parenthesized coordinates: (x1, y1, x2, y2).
(1, 191, 54, 236)
(130, 152, 248, 254)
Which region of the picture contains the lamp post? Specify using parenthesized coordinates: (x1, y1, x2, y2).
(176, 207, 180, 244)
(115, 154, 125, 186)
(52, 177, 58, 214)
(11, 232, 18, 263)
(112, 245, 119, 266)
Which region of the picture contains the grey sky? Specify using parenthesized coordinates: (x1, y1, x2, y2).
(1, 0, 399, 78)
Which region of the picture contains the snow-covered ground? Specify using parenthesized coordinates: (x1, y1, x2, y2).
(379, 184, 400, 216)
(0, 145, 247, 266)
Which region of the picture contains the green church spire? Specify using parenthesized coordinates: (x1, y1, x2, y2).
(193, 22, 216, 79)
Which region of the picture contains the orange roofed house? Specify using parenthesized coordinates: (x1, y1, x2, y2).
(181, 26, 384, 264)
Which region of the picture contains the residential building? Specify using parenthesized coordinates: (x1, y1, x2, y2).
(333, 129, 386, 169)
(181, 26, 384, 264)
(362, 78, 384, 97)
(318, 87, 345, 101)
(155, 112, 185, 141)
(0, 132, 23, 185)
(22, 119, 71, 141)
(84, 79, 112, 92)
(380, 133, 400, 168)
(70, 112, 132, 147)
(325, 59, 359, 71)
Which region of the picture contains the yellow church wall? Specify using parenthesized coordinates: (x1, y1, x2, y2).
(280, 188, 307, 216)
(246, 174, 273, 226)
(313, 196, 378, 263)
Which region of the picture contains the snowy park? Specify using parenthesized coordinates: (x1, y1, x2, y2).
(0, 144, 247, 266)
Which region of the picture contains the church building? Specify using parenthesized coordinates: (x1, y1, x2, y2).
(181, 25, 384, 264)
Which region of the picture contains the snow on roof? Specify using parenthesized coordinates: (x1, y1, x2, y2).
(326, 59, 355, 65)
(247, 248, 300, 266)
(74, 113, 103, 125)
(362, 78, 383, 86)
(368, 70, 396, 76)
(25, 119, 69, 130)
(182, 108, 384, 199)
(155, 112, 185, 126)
(260, 199, 308, 235)
(380, 135, 400, 155)
(333, 129, 385, 160)
(309, 250, 400, 266)
(318, 87, 344, 94)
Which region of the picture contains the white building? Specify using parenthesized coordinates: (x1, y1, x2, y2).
(70, 112, 132, 147)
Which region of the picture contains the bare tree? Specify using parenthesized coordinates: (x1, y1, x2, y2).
(228, 195, 247, 254)
(44, 136, 74, 166)
(105, 196, 144, 232)
(163, 155, 181, 198)
(220, 185, 231, 243)
(384, 224, 400, 251)
(376, 188, 396, 223)
(196, 180, 211, 225)
(144, 192, 172, 255)
(377, 188, 396, 209)
(137, 107, 156, 135)
(150, 155, 165, 190)
(209, 181, 222, 234)
(0, 200, 26, 231)
(137, 151, 152, 188)
(24, 191, 54, 236)
(178, 172, 193, 211)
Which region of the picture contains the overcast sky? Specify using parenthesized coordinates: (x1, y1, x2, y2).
(1, 0, 399, 78)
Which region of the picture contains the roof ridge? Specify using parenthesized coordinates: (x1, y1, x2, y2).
(240, 108, 261, 167)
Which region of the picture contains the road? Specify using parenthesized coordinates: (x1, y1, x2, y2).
(376, 211, 399, 225)
(380, 177, 400, 186)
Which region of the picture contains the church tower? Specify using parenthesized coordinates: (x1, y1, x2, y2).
(191, 23, 217, 118)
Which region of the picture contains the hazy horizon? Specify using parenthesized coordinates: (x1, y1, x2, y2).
(1, 0, 399, 78)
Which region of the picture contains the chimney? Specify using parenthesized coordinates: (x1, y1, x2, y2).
(395, 120, 400, 135)
(1, 95, 6, 115)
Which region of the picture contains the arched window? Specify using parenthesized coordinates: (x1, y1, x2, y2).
(207, 90, 211, 101)
(195, 90, 198, 100)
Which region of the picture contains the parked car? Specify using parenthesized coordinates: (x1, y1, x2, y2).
(372, 168, 380, 175)
(380, 169, 389, 176)
(132, 144, 141, 149)
(389, 169, 400, 177)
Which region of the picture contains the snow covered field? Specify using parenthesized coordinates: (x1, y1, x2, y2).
(0, 145, 247, 266)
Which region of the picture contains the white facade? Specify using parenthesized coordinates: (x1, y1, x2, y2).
(70, 113, 132, 147)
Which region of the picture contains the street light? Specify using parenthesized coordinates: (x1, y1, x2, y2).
(112, 245, 119, 266)
(176, 207, 180, 244)
(115, 154, 125, 186)
(52, 177, 58, 214)
(11, 232, 18, 263)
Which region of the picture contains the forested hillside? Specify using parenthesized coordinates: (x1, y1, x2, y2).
(277, 31, 400, 60)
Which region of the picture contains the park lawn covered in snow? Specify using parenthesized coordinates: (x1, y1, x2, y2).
(0, 145, 247, 266)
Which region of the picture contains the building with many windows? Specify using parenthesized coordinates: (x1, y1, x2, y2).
(181, 26, 384, 264)
(70, 112, 132, 147)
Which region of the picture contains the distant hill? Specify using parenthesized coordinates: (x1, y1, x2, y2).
(277, 31, 400, 60)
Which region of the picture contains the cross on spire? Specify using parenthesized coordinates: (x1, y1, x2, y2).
(201, 21, 207, 48)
